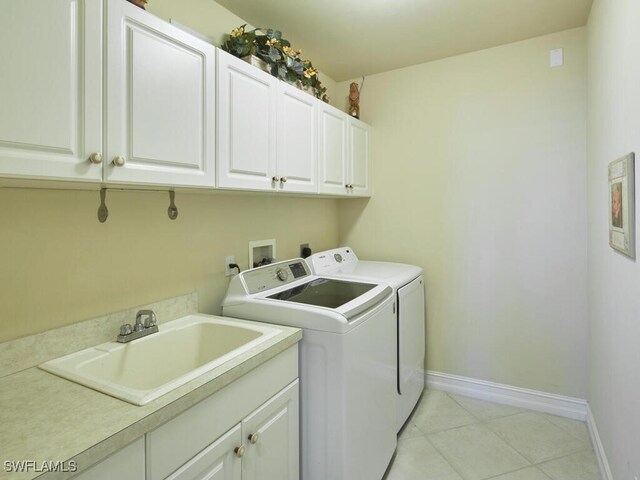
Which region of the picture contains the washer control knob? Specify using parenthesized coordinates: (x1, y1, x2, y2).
(334, 253, 343, 263)
(276, 268, 288, 281)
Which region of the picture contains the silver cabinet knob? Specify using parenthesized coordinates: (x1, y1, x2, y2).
(280, 176, 287, 184)
(248, 433, 259, 444)
(234, 445, 245, 458)
(89, 152, 103, 164)
(112, 156, 126, 167)
(272, 176, 280, 183)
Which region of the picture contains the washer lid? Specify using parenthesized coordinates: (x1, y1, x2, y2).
(267, 278, 376, 308)
(267, 277, 391, 320)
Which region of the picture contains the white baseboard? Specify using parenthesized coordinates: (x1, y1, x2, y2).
(425, 370, 588, 421)
(586, 403, 613, 480)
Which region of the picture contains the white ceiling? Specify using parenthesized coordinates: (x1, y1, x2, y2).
(215, 0, 593, 81)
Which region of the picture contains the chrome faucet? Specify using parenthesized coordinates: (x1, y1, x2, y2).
(117, 310, 159, 343)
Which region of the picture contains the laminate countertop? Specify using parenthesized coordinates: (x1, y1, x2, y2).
(0, 316, 301, 480)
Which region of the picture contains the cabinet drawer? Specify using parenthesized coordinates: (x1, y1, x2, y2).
(146, 345, 297, 480)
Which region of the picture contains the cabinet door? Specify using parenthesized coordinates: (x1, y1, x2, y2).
(105, 0, 215, 187)
(348, 117, 371, 197)
(217, 50, 277, 191)
(317, 103, 349, 195)
(0, 0, 102, 182)
(165, 425, 242, 480)
(242, 380, 299, 480)
(276, 82, 317, 193)
(72, 437, 145, 480)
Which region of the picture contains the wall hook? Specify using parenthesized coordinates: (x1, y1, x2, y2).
(167, 191, 178, 220)
(97, 188, 109, 223)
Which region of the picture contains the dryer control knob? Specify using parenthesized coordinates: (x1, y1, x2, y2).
(276, 268, 289, 281)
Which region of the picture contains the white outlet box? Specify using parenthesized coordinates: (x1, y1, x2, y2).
(550, 48, 564, 67)
(224, 255, 236, 277)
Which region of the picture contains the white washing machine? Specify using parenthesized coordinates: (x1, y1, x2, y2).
(222, 259, 397, 480)
(306, 247, 425, 432)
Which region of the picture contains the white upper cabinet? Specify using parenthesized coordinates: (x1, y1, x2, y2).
(217, 52, 318, 193)
(105, 0, 215, 187)
(276, 82, 317, 193)
(348, 116, 371, 196)
(217, 50, 277, 191)
(0, 0, 103, 182)
(318, 103, 349, 195)
(318, 102, 371, 197)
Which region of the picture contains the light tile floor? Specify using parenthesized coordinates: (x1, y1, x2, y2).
(383, 390, 600, 480)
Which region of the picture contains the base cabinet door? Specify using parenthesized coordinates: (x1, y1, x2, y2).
(0, 0, 102, 182)
(166, 425, 242, 480)
(242, 380, 299, 480)
(105, 0, 215, 187)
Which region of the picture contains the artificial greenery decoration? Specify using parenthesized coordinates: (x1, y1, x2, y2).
(222, 25, 328, 103)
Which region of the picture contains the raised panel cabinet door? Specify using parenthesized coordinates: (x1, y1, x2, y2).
(217, 50, 277, 191)
(105, 0, 215, 187)
(164, 425, 242, 480)
(0, 0, 102, 182)
(348, 117, 371, 197)
(317, 103, 348, 195)
(242, 380, 299, 480)
(276, 82, 317, 193)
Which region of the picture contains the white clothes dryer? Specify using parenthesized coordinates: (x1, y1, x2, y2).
(222, 259, 397, 480)
(306, 247, 425, 432)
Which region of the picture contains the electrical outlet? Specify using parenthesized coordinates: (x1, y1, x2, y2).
(224, 255, 236, 277)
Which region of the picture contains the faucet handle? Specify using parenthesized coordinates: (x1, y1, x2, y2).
(144, 314, 157, 328)
(120, 324, 133, 336)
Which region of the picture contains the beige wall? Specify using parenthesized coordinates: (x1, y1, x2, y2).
(147, 0, 339, 107)
(0, 188, 338, 343)
(587, 0, 640, 476)
(337, 28, 589, 398)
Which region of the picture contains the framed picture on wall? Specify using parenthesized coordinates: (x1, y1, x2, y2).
(608, 152, 635, 259)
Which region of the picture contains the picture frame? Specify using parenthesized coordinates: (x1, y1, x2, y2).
(608, 152, 635, 258)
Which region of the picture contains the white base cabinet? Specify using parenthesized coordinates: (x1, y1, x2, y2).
(147, 345, 299, 480)
(70, 345, 298, 480)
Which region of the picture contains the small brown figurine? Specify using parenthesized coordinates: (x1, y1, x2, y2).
(348, 82, 360, 119)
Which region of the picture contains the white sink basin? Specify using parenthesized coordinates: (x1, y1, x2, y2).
(39, 314, 281, 405)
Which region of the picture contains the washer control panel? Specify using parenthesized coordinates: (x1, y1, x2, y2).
(307, 247, 359, 273)
(243, 259, 311, 294)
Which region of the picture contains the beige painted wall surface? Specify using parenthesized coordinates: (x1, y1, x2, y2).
(587, 0, 640, 477)
(147, 0, 339, 107)
(338, 28, 588, 397)
(0, 189, 338, 343)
